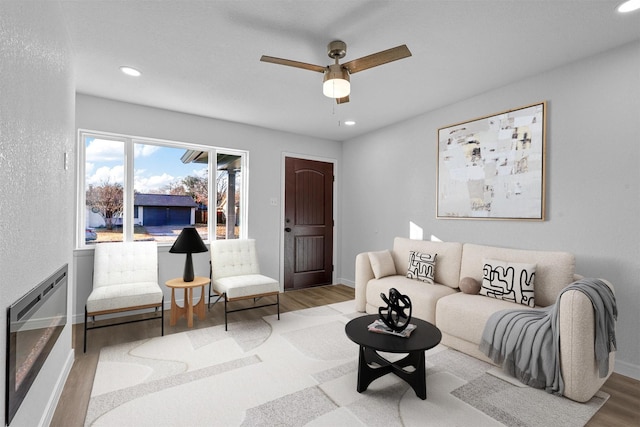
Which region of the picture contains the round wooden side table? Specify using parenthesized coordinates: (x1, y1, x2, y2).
(165, 276, 210, 327)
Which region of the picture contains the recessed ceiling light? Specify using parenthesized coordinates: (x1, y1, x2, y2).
(617, 0, 640, 13)
(344, 120, 356, 126)
(120, 66, 141, 77)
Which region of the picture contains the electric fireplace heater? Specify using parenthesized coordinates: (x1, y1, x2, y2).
(5, 264, 67, 425)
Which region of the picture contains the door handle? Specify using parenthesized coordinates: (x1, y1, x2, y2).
(284, 227, 292, 232)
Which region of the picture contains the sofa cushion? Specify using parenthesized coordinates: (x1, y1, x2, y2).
(460, 243, 575, 307)
(406, 251, 436, 284)
(365, 275, 457, 324)
(480, 259, 536, 307)
(368, 250, 397, 279)
(392, 238, 463, 289)
(436, 292, 544, 346)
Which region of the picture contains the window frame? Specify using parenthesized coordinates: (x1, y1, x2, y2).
(76, 129, 248, 249)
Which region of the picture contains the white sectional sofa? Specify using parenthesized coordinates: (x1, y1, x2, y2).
(355, 237, 615, 402)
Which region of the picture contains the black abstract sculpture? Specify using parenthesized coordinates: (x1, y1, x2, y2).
(378, 288, 412, 332)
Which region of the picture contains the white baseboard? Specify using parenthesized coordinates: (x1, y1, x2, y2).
(614, 358, 640, 380)
(40, 348, 74, 427)
(338, 278, 355, 287)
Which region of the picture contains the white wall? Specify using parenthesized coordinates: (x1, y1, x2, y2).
(74, 94, 343, 318)
(340, 41, 640, 379)
(0, 2, 75, 425)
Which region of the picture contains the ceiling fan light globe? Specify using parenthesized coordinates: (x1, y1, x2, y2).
(323, 78, 350, 98)
(323, 64, 351, 98)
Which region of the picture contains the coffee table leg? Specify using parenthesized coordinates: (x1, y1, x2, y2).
(410, 351, 426, 399)
(356, 347, 427, 400)
(393, 351, 427, 400)
(357, 346, 393, 393)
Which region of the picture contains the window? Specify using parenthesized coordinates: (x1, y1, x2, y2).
(84, 136, 125, 243)
(215, 153, 244, 240)
(78, 130, 247, 248)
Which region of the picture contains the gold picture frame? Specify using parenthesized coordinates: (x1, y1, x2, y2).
(437, 102, 546, 220)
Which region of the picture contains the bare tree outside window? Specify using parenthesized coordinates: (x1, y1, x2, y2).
(167, 175, 208, 207)
(86, 181, 123, 230)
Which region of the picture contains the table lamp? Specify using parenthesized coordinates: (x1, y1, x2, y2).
(169, 227, 208, 282)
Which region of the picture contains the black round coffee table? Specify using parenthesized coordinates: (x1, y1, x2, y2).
(345, 314, 442, 400)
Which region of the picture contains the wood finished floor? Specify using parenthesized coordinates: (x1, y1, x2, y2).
(51, 284, 639, 427)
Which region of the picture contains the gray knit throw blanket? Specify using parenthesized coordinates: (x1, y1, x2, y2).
(479, 278, 617, 395)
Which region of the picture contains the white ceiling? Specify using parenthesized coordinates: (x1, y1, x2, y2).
(59, 0, 640, 141)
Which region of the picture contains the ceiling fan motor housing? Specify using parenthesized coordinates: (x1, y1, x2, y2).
(324, 63, 350, 82)
(327, 40, 347, 59)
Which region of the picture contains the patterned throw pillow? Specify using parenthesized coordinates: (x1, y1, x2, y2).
(480, 259, 536, 307)
(406, 251, 437, 284)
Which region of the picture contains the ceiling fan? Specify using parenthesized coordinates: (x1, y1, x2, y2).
(260, 40, 412, 104)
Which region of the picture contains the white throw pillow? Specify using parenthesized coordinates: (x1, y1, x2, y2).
(480, 258, 536, 307)
(406, 251, 437, 284)
(368, 250, 397, 279)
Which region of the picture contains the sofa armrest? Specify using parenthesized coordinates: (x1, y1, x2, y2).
(558, 279, 615, 402)
(355, 252, 375, 312)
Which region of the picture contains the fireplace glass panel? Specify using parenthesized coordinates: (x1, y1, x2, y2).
(5, 265, 67, 425)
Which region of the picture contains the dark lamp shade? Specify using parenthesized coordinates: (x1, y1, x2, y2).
(169, 227, 208, 254)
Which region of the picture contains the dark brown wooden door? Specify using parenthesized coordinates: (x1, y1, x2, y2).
(284, 157, 334, 290)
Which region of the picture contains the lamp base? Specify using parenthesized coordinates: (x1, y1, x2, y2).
(183, 253, 195, 282)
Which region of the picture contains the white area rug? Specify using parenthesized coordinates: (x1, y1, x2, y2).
(86, 301, 608, 426)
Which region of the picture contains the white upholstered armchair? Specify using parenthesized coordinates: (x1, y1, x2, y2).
(209, 239, 280, 330)
(84, 241, 164, 352)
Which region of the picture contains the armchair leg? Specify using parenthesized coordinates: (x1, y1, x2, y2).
(224, 294, 228, 331)
(83, 299, 165, 353)
(208, 282, 212, 308)
(83, 306, 88, 353)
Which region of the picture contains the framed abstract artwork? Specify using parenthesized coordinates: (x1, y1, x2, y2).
(437, 102, 546, 220)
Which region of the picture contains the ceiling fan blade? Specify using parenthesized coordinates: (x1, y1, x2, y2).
(260, 55, 326, 73)
(336, 95, 350, 104)
(342, 44, 412, 74)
